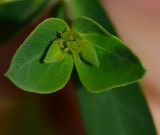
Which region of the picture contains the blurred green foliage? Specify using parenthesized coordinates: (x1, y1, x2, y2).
(0, 0, 55, 43)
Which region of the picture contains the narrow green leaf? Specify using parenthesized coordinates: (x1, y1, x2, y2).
(73, 17, 145, 93)
(68, 0, 116, 35)
(0, 0, 51, 22)
(6, 18, 74, 93)
(68, 0, 156, 134)
(77, 84, 157, 135)
(0, 0, 20, 4)
(0, 0, 56, 43)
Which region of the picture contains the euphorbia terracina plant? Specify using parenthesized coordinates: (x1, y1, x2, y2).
(6, 16, 145, 93)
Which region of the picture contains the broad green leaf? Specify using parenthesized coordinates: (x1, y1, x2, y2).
(77, 84, 157, 135)
(44, 39, 65, 64)
(73, 16, 109, 35)
(6, 18, 74, 93)
(73, 17, 145, 93)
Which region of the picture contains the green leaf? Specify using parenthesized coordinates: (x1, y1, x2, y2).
(0, 0, 19, 4)
(6, 18, 74, 93)
(44, 39, 65, 64)
(79, 41, 99, 67)
(73, 16, 109, 35)
(52, 1, 66, 20)
(6, 17, 146, 93)
(77, 84, 157, 135)
(68, 1, 156, 134)
(0, 0, 51, 22)
(73, 17, 145, 93)
(67, 0, 116, 35)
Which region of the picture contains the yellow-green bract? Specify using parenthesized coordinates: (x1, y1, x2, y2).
(44, 39, 65, 64)
(5, 16, 146, 93)
(44, 30, 99, 67)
